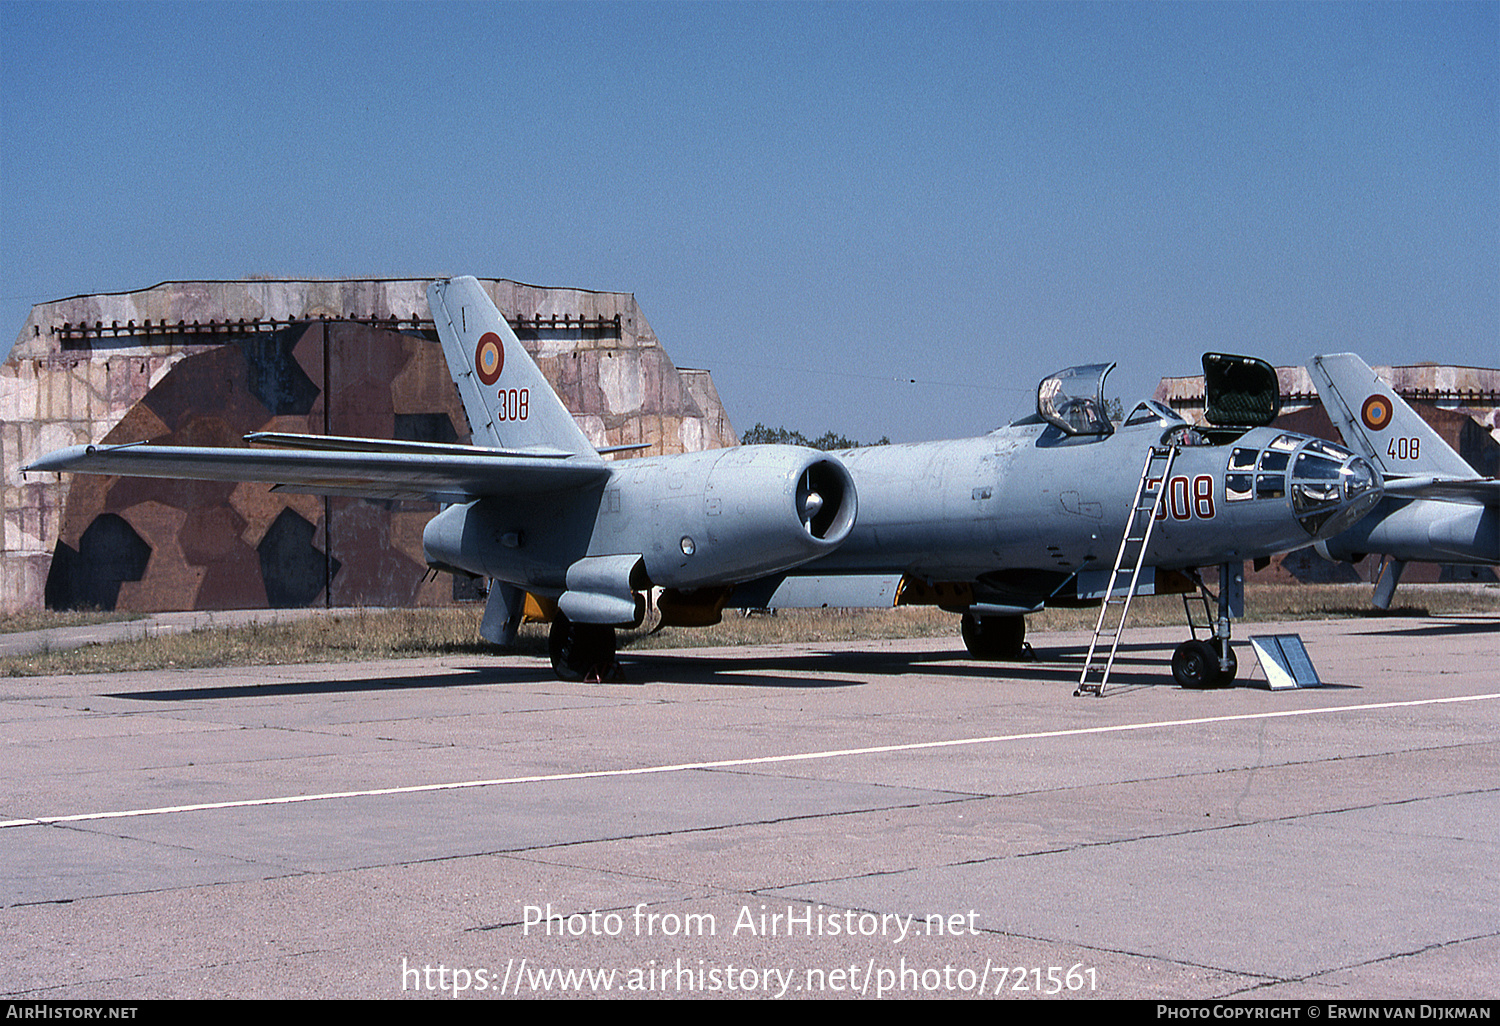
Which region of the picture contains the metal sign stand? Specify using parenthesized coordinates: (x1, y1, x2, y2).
(1249, 635, 1322, 689)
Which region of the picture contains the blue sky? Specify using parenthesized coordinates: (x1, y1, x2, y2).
(2, 1, 1495, 442)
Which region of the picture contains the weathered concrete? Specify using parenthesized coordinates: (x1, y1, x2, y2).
(2, 615, 1495, 999)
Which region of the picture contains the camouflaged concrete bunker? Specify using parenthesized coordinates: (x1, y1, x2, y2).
(3, 278, 736, 613)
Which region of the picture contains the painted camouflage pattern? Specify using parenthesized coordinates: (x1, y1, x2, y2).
(3, 279, 737, 612)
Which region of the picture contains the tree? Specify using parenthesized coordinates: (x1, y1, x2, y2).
(739, 423, 890, 449)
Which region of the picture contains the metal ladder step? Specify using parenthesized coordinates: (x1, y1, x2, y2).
(1075, 444, 1177, 698)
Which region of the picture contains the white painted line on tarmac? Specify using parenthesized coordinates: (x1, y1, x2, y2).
(4, 692, 1496, 829)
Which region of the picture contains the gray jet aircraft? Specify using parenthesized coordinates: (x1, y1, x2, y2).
(26, 278, 1384, 686)
(1306, 352, 1498, 607)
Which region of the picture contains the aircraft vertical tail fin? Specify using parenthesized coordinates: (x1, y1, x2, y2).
(1307, 353, 1476, 482)
(428, 277, 598, 456)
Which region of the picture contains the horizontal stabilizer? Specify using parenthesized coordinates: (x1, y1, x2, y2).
(1379, 475, 1500, 504)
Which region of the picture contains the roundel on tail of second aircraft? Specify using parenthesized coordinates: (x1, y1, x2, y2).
(1360, 394, 1392, 432)
(475, 332, 504, 386)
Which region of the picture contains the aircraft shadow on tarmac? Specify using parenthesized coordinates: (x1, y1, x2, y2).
(107, 666, 544, 702)
(613, 641, 1186, 690)
(615, 639, 1371, 691)
(103, 635, 1361, 699)
(1355, 616, 1499, 639)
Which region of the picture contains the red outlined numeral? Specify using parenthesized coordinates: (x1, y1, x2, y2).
(1154, 475, 1216, 521)
(1168, 476, 1191, 521)
(1194, 474, 1216, 519)
(496, 388, 529, 421)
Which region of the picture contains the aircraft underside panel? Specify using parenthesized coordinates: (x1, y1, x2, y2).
(729, 573, 904, 610)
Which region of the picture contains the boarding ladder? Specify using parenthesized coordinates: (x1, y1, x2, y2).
(1075, 444, 1178, 698)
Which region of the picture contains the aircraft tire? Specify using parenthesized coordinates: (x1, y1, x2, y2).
(960, 613, 1026, 660)
(1171, 639, 1221, 689)
(548, 615, 617, 682)
(1215, 643, 1238, 685)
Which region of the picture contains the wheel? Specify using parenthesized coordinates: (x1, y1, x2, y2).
(960, 613, 1027, 660)
(548, 614, 617, 681)
(1171, 639, 1220, 689)
(960, 613, 984, 656)
(1215, 642, 1238, 685)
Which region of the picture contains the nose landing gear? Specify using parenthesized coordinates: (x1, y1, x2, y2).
(1171, 636, 1238, 689)
(1172, 562, 1243, 689)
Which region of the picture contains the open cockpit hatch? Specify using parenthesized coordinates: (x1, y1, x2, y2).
(1200, 352, 1282, 443)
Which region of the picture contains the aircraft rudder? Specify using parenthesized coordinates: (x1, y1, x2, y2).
(1308, 353, 1474, 480)
(427, 277, 597, 456)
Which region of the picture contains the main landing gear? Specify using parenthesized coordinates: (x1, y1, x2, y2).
(960, 613, 1032, 661)
(548, 613, 618, 682)
(1170, 562, 1243, 689)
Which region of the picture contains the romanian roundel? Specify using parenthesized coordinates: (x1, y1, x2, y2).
(475, 332, 505, 386)
(1360, 394, 1392, 432)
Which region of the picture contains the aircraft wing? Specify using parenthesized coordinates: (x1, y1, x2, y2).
(243, 431, 579, 459)
(246, 431, 653, 458)
(24, 441, 611, 503)
(1379, 475, 1500, 504)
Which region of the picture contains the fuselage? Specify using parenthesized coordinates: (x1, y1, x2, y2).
(806, 414, 1380, 584)
(1321, 496, 1499, 565)
(423, 403, 1381, 614)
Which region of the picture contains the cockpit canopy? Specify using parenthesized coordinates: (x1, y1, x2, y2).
(1037, 362, 1115, 436)
(1034, 352, 1281, 440)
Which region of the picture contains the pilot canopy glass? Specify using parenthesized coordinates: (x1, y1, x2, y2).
(1037, 363, 1115, 436)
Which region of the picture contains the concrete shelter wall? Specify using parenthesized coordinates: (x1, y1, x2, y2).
(2, 278, 737, 613)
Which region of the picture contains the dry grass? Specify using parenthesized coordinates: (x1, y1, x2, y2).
(0, 609, 141, 635)
(1032, 583, 1500, 629)
(2, 583, 1495, 678)
(627, 583, 1500, 648)
(1, 607, 491, 678)
(5, 582, 1494, 678)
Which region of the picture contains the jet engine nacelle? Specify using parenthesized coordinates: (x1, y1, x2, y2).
(421, 445, 858, 600)
(1313, 538, 1363, 564)
(1317, 499, 1498, 565)
(626, 445, 858, 589)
